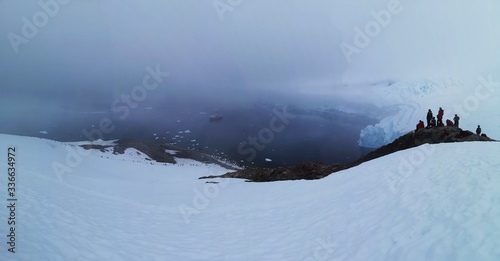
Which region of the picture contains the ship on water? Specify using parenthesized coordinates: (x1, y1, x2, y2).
(209, 114, 223, 122)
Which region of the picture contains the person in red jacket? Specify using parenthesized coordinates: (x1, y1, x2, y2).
(437, 107, 444, 125)
(446, 119, 454, 126)
(416, 120, 425, 130)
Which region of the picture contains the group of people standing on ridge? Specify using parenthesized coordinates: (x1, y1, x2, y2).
(416, 107, 460, 130)
(416, 107, 483, 136)
(417, 107, 487, 137)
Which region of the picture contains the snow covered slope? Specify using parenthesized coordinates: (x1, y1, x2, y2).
(1, 133, 500, 260)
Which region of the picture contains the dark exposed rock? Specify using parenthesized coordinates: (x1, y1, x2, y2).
(80, 139, 238, 170)
(200, 126, 496, 182)
(112, 139, 177, 164)
(200, 162, 341, 182)
(353, 127, 495, 165)
(80, 144, 113, 152)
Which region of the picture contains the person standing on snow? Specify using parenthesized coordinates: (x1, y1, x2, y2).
(454, 114, 460, 128)
(476, 125, 482, 135)
(426, 109, 433, 127)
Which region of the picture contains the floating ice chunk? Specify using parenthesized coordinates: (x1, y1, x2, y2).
(165, 149, 177, 155)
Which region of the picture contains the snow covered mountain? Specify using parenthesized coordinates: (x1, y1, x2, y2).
(1, 133, 500, 260)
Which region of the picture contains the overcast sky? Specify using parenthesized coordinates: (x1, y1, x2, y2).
(1, 0, 500, 110)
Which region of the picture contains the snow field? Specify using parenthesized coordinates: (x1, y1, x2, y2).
(0, 133, 499, 260)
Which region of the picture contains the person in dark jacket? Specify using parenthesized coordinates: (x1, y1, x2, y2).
(426, 109, 433, 127)
(453, 114, 460, 128)
(476, 125, 482, 135)
(437, 107, 444, 125)
(430, 117, 437, 127)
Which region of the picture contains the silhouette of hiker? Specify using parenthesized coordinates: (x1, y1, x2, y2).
(426, 109, 433, 127)
(437, 107, 444, 125)
(453, 114, 460, 128)
(446, 119, 454, 127)
(476, 125, 482, 135)
(430, 117, 437, 127)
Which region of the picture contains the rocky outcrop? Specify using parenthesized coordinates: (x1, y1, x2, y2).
(201, 126, 496, 182)
(200, 162, 342, 182)
(80, 139, 238, 170)
(356, 126, 494, 164)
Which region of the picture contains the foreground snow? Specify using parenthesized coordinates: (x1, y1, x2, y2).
(1, 134, 500, 260)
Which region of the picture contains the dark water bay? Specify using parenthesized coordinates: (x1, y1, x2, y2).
(3, 103, 377, 168)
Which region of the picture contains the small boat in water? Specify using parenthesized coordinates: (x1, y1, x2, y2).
(209, 114, 223, 122)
